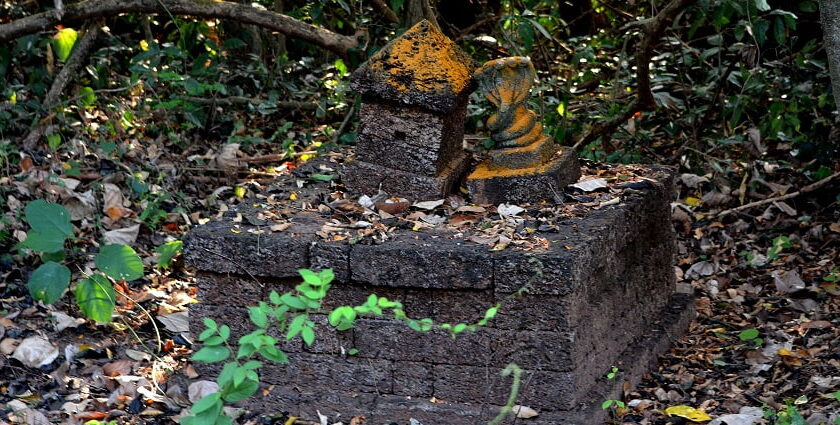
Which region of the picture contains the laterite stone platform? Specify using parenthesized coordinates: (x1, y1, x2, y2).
(184, 163, 694, 424)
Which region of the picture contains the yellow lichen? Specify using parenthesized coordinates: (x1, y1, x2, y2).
(367, 20, 472, 94)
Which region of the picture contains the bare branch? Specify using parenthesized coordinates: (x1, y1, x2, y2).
(573, 0, 697, 147)
(717, 172, 840, 217)
(0, 0, 362, 54)
(368, 0, 400, 23)
(22, 19, 103, 150)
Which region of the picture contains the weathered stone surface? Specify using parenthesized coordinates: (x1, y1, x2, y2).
(354, 102, 467, 176)
(350, 20, 477, 113)
(487, 134, 557, 169)
(184, 166, 692, 423)
(466, 147, 581, 204)
(341, 154, 468, 200)
(349, 233, 493, 289)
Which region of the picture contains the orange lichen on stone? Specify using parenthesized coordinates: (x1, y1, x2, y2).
(475, 57, 547, 149)
(468, 159, 555, 179)
(366, 20, 473, 95)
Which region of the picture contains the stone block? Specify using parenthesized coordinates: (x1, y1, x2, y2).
(349, 233, 493, 289)
(341, 153, 468, 201)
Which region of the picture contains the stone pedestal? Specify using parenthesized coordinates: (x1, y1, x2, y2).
(467, 146, 580, 204)
(184, 165, 694, 424)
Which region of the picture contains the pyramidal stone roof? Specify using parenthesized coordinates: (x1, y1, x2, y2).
(351, 20, 477, 114)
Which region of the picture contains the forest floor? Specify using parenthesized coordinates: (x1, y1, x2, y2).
(0, 135, 838, 425)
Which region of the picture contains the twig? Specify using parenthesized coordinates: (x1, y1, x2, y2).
(22, 19, 103, 150)
(717, 172, 840, 217)
(331, 105, 355, 145)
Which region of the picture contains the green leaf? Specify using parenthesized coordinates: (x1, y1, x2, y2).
(23, 230, 66, 253)
(218, 325, 230, 340)
(755, 0, 771, 11)
(298, 269, 322, 286)
(738, 328, 760, 341)
(258, 345, 288, 363)
(301, 324, 315, 346)
(280, 293, 307, 309)
(52, 28, 78, 62)
(75, 274, 115, 322)
(248, 306, 268, 328)
(203, 318, 218, 330)
(192, 346, 230, 363)
(155, 240, 183, 269)
(95, 244, 144, 281)
(222, 379, 258, 403)
(40, 250, 66, 263)
(269, 290, 282, 305)
(310, 173, 334, 182)
(79, 86, 96, 108)
(25, 200, 73, 237)
(199, 328, 216, 341)
(46, 133, 61, 150)
(484, 306, 498, 320)
(28, 262, 71, 304)
(318, 269, 334, 285)
(286, 314, 307, 339)
(190, 392, 221, 414)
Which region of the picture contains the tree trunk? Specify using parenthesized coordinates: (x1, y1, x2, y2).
(820, 0, 840, 115)
(0, 0, 361, 54)
(404, 0, 438, 28)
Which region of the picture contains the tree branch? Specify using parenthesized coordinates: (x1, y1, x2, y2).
(368, 0, 400, 23)
(573, 0, 696, 147)
(0, 0, 362, 54)
(717, 172, 840, 217)
(23, 19, 103, 150)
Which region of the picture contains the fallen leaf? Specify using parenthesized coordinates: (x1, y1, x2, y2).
(773, 270, 806, 293)
(51, 311, 84, 332)
(412, 199, 445, 210)
(157, 311, 189, 334)
(63, 190, 96, 221)
(13, 335, 59, 368)
(664, 405, 712, 421)
(188, 380, 219, 403)
(103, 223, 141, 245)
(376, 200, 410, 215)
(103, 359, 133, 377)
(571, 177, 608, 192)
(0, 338, 19, 355)
(498, 203, 525, 216)
(512, 405, 538, 418)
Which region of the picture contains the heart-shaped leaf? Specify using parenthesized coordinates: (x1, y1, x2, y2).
(25, 200, 73, 237)
(28, 262, 71, 304)
(95, 244, 143, 281)
(52, 27, 78, 62)
(22, 230, 66, 253)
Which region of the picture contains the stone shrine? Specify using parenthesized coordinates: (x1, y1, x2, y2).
(184, 22, 695, 425)
(466, 57, 580, 204)
(342, 20, 475, 200)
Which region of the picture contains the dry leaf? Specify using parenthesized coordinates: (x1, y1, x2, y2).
(12, 335, 59, 368)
